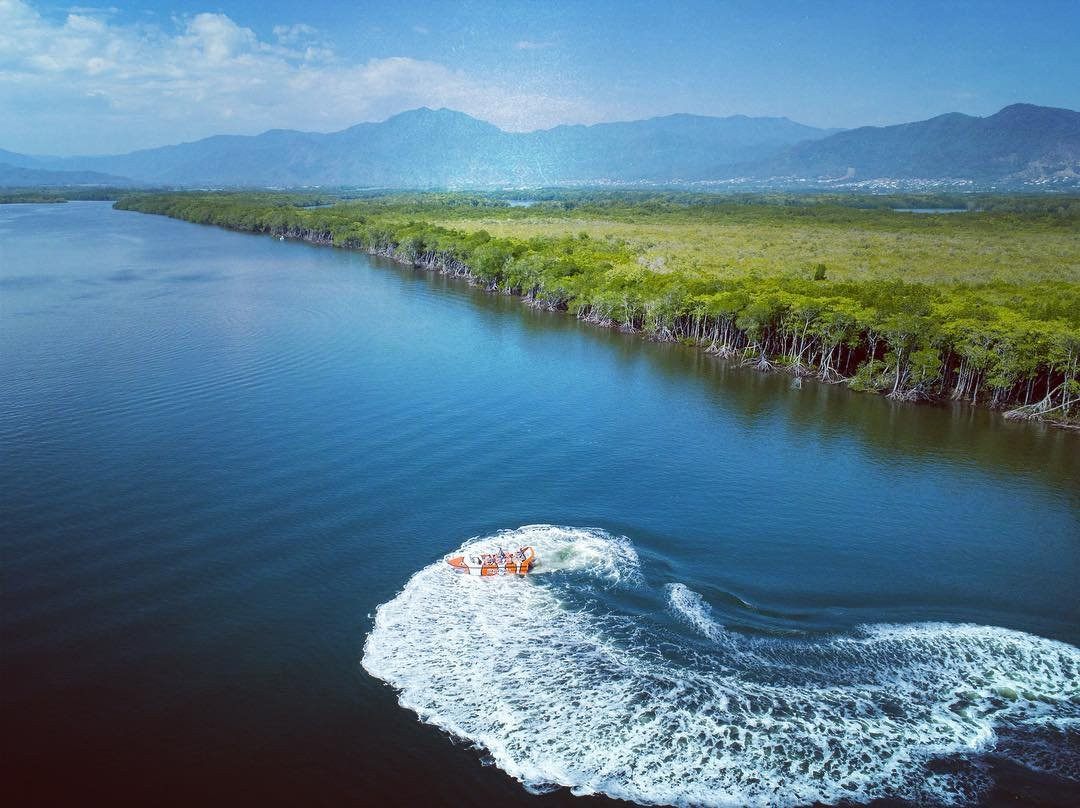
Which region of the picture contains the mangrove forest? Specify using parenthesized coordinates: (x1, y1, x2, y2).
(114, 191, 1080, 425)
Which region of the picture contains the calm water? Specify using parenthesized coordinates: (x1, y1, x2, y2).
(2, 202, 1077, 807)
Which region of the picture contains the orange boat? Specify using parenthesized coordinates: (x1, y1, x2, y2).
(446, 546, 537, 576)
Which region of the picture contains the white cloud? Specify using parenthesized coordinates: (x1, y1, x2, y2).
(66, 5, 119, 14)
(273, 22, 317, 44)
(178, 13, 259, 64)
(515, 40, 553, 51)
(0, 0, 599, 154)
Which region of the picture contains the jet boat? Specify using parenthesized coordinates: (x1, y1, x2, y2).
(446, 546, 537, 576)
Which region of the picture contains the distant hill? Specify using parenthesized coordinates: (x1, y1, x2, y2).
(752, 104, 1080, 184)
(0, 162, 134, 188)
(2, 104, 1076, 188)
(0, 149, 46, 169)
(6, 109, 834, 187)
(517, 113, 835, 183)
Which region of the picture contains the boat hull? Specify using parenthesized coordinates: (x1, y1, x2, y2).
(447, 546, 536, 576)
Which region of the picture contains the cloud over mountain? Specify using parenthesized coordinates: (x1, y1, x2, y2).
(0, 0, 596, 154)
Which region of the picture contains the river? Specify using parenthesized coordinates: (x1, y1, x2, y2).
(2, 202, 1077, 807)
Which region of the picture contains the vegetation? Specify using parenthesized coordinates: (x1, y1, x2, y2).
(115, 191, 1080, 424)
(0, 188, 127, 203)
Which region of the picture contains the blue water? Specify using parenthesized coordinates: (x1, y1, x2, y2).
(2, 202, 1077, 807)
(892, 208, 970, 214)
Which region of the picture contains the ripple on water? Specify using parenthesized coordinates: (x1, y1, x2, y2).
(363, 525, 1080, 807)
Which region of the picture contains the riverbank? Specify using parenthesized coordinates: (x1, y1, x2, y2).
(114, 193, 1080, 426)
(265, 224, 1080, 429)
(0, 189, 125, 204)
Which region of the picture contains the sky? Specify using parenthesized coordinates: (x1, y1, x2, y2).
(1, 0, 1078, 155)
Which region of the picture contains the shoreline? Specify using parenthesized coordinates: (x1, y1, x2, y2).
(269, 223, 1079, 431)
(111, 198, 1080, 430)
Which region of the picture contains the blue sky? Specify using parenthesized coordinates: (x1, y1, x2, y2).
(3, 0, 1078, 154)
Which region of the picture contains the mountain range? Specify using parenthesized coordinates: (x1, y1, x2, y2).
(2, 103, 1077, 189)
(0, 160, 134, 188)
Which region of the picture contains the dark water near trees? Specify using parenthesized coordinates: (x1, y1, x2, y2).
(2, 202, 1077, 807)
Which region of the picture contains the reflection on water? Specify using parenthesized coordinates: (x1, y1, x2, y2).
(382, 252, 1078, 496)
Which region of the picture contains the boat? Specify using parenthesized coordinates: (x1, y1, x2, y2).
(446, 546, 537, 576)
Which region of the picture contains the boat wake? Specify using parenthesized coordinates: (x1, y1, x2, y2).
(362, 525, 1079, 807)
(667, 582, 730, 642)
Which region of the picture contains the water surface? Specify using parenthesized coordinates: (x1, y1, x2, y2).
(2, 202, 1077, 807)
(892, 208, 969, 213)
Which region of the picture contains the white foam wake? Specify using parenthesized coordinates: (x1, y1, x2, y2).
(667, 582, 728, 642)
(363, 527, 1080, 808)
